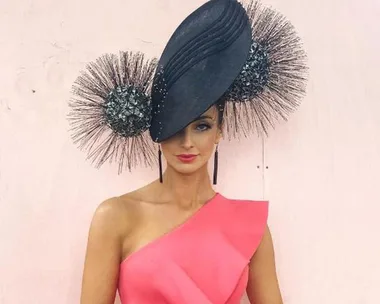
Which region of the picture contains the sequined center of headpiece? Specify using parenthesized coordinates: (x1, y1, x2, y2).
(105, 85, 152, 137)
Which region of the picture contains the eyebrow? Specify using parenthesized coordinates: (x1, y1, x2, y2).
(193, 115, 215, 122)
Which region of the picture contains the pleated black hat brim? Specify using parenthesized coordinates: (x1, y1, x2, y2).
(149, 0, 252, 142)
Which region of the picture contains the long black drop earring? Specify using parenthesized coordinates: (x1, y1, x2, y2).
(158, 145, 163, 183)
(213, 144, 219, 185)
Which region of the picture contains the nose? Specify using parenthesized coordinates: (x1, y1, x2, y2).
(180, 127, 194, 150)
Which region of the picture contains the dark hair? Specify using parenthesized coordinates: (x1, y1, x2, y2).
(216, 98, 226, 128)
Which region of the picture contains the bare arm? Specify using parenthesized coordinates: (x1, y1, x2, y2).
(246, 225, 283, 304)
(80, 199, 124, 304)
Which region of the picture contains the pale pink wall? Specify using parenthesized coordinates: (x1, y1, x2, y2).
(1, 0, 379, 303)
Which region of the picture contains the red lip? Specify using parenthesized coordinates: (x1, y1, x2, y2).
(177, 154, 197, 163)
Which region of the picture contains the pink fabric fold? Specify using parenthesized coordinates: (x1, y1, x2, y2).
(118, 193, 268, 304)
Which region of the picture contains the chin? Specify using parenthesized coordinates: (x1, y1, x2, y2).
(174, 163, 200, 175)
(167, 159, 205, 175)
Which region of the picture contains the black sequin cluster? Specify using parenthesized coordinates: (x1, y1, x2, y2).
(105, 85, 152, 137)
(227, 41, 269, 102)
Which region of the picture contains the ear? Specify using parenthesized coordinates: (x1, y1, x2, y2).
(215, 129, 223, 144)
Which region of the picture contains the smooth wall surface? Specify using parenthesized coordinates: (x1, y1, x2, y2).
(1, 0, 379, 303)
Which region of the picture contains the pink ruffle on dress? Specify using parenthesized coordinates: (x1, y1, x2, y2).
(118, 193, 268, 304)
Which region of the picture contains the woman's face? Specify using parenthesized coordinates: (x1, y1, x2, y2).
(160, 106, 222, 175)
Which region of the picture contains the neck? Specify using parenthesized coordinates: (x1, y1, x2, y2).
(158, 164, 216, 209)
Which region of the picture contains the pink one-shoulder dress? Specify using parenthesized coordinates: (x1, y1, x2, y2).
(118, 193, 268, 304)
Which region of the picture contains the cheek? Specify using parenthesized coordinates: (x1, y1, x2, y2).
(195, 133, 217, 154)
(161, 143, 175, 156)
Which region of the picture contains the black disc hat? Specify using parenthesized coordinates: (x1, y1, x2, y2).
(149, 0, 252, 142)
(68, 0, 308, 172)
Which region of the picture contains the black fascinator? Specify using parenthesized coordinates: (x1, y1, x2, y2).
(68, 0, 308, 172)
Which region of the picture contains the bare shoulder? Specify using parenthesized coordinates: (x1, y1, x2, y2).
(90, 182, 160, 243)
(81, 187, 158, 304)
(81, 195, 144, 304)
(89, 192, 144, 241)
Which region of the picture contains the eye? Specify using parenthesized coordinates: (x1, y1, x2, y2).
(196, 123, 212, 132)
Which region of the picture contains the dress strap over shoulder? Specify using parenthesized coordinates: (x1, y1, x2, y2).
(218, 196, 269, 262)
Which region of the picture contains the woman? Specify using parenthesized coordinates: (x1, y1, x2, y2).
(69, 0, 307, 303)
